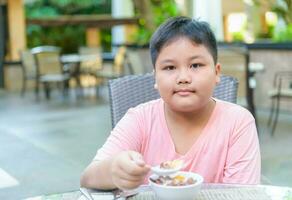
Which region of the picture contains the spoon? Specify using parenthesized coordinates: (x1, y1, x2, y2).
(151, 160, 184, 176)
(80, 187, 94, 200)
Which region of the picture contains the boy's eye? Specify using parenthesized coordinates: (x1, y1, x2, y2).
(190, 63, 201, 69)
(163, 66, 175, 70)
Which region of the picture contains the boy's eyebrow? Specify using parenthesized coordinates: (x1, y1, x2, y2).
(159, 59, 175, 64)
(189, 55, 204, 60)
(159, 55, 204, 64)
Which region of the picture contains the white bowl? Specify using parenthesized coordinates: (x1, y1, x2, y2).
(149, 171, 203, 200)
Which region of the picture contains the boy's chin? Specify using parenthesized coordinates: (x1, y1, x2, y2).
(170, 104, 203, 113)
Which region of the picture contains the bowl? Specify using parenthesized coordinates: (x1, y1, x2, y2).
(148, 171, 203, 200)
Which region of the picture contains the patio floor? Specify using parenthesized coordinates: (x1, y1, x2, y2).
(0, 88, 291, 200)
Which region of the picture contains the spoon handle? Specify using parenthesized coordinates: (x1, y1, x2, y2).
(80, 187, 94, 200)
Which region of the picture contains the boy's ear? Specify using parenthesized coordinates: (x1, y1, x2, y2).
(153, 69, 158, 89)
(215, 63, 221, 85)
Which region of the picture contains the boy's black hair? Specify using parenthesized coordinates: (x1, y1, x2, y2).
(149, 16, 218, 67)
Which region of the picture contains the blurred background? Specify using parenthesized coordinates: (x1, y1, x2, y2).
(0, 0, 292, 199)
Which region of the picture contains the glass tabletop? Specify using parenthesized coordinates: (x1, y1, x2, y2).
(26, 183, 292, 200)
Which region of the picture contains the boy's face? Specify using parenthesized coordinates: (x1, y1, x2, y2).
(154, 37, 221, 113)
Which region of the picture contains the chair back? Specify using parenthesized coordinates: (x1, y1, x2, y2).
(78, 46, 102, 71)
(213, 75, 238, 103)
(113, 46, 127, 74)
(108, 73, 238, 127)
(31, 46, 63, 75)
(20, 50, 37, 77)
(126, 48, 144, 74)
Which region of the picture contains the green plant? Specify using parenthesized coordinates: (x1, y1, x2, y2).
(271, 0, 292, 25)
(273, 23, 292, 41)
(25, 0, 111, 53)
(251, 0, 292, 41)
(232, 32, 245, 41)
(252, 0, 292, 24)
(132, 0, 180, 45)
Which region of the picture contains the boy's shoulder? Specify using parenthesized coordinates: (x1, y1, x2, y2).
(125, 98, 163, 124)
(132, 98, 161, 109)
(128, 98, 162, 115)
(215, 99, 254, 120)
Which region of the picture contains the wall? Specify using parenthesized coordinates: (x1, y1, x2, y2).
(250, 49, 292, 111)
(218, 47, 247, 105)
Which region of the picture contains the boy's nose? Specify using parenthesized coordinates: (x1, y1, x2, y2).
(176, 68, 191, 84)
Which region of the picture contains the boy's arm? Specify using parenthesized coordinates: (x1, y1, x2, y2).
(81, 108, 147, 189)
(80, 151, 150, 190)
(223, 117, 261, 184)
(80, 158, 115, 190)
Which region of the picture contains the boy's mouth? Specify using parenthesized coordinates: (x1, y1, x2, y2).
(173, 89, 195, 96)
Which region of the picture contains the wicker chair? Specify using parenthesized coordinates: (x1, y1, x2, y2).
(108, 73, 238, 128)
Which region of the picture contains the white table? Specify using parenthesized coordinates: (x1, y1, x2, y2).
(26, 183, 292, 200)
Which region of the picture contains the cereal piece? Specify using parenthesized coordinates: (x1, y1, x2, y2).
(160, 160, 183, 169)
(150, 174, 197, 186)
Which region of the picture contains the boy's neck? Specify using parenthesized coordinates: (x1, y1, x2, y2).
(164, 99, 216, 126)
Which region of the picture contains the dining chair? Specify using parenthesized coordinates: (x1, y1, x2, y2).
(31, 46, 70, 100)
(78, 46, 103, 75)
(267, 70, 292, 136)
(108, 73, 238, 128)
(95, 46, 128, 81)
(75, 46, 104, 92)
(20, 49, 37, 97)
(125, 48, 145, 75)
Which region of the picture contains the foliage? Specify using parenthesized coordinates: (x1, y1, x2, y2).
(271, 0, 292, 24)
(25, 0, 111, 53)
(256, 25, 274, 39)
(26, 25, 86, 54)
(232, 32, 245, 42)
(25, 0, 180, 50)
(133, 0, 180, 45)
(252, 0, 292, 24)
(251, 0, 292, 41)
(273, 23, 292, 41)
(151, 0, 179, 27)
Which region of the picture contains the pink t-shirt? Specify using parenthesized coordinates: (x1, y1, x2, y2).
(95, 98, 261, 184)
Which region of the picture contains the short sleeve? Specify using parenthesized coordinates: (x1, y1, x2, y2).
(93, 107, 144, 161)
(223, 111, 261, 184)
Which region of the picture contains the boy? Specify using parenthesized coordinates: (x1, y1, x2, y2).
(80, 16, 261, 190)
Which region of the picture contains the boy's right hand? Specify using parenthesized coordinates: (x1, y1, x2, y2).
(110, 151, 150, 190)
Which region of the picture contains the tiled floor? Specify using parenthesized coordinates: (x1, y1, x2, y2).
(257, 109, 292, 187)
(0, 88, 291, 200)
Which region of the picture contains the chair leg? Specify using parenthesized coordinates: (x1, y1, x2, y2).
(21, 78, 26, 97)
(44, 82, 51, 100)
(271, 96, 281, 136)
(76, 75, 83, 97)
(35, 80, 40, 101)
(63, 80, 69, 97)
(56, 82, 62, 90)
(56, 82, 62, 95)
(92, 75, 100, 97)
(267, 97, 276, 126)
